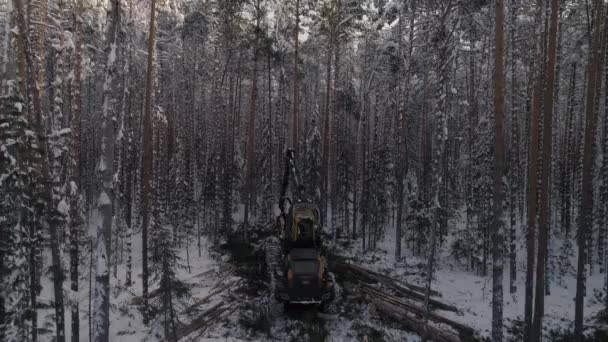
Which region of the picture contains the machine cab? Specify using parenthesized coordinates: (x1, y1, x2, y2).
(285, 203, 322, 248)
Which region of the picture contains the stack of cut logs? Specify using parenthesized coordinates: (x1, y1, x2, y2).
(333, 262, 485, 342)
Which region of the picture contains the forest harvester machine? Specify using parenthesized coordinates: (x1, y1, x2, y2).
(271, 149, 336, 310)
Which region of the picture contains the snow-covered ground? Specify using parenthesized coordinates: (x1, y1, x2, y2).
(38, 231, 223, 341)
(333, 220, 606, 340)
(36, 214, 603, 341)
(37, 227, 420, 342)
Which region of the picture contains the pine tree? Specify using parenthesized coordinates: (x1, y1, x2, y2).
(574, 1, 605, 340)
(148, 194, 189, 340)
(492, 1, 506, 339)
(69, 0, 86, 340)
(530, 0, 560, 338)
(141, 0, 158, 324)
(0, 93, 40, 342)
(93, 0, 121, 340)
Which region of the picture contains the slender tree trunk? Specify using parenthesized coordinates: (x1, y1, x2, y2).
(593, 0, 607, 275)
(562, 62, 577, 239)
(492, 1, 506, 340)
(524, 63, 542, 342)
(395, 2, 415, 262)
(13, 4, 26, 101)
(425, 9, 452, 337)
(508, 0, 519, 295)
(292, 0, 300, 151)
(574, 2, 605, 340)
(244, 0, 261, 227)
(92, 0, 120, 341)
(530, 0, 559, 340)
(69, 0, 84, 340)
(141, 0, 157, 324)
(322, 34, 332, 229)
(88, 240, 93, 342)
(602, 6, 608, 308)
(331, 33, 341, 246)
(523, 3, 545, 337)
(11, 1, 38, 336)
(13, 0, 67, 340)
(124, 3, 134, 285)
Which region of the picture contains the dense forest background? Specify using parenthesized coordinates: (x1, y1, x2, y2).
(1, 0, 608, 341)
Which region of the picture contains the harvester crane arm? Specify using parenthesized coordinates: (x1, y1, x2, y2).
(278, 149, 304, 217)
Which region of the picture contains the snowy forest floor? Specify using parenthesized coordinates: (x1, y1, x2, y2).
(37, 220, 607, 342)
(37, 226, 419, 342)
(331, 221, 608, 341)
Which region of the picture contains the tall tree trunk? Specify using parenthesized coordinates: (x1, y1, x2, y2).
(69, 1, 84, 340)
(602, 10, 608, 309)
(574, 1, 605, 340)
(141, 0, 157, 325)
(322, 34, 332, 229)
(492, 1, 506, 340)
(396, 1, 415, 262)
(11, 3, 36, 340)
(425, 7, 452, 336)
(9, 0, 26, 100)
(523, 3, 544, 338)
(508, 0, 519, 295)
(92, 0, 120, 341)
(13, 0, 67, 340)
(562, 62, 577, 239)
(124, 0, 134, 287)
(530, 0, 559, 339)
(244, 0, 261, 227)
(292, 0, 300, 151)
(331, 32, 341, 246)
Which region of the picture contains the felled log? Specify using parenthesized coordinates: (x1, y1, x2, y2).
(210, 265, 237, 291)
(361, 284, 476, 339)
(335, 262, 458, 312)
(181, 280, 237, 315)
(342, 263, 441, 296)
(172, 301, 233, 341)
(371, 298, 461, 342)
(129, 282, 197, 306)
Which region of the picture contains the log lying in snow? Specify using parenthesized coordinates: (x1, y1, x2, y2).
(173, 301, 234, 341)
(181, 280, 238, 315)
(210, 265, 237, 291)
(129, 269, 218, 306)
(132, 266, 236, 306)
(334, 262, 440, 296)
(371, 298, 461, 342)
(334, 262, 458, 312)
(353, 263, 441, 296)
(129, 282, 197, 305)
(360, 284, 476, 339)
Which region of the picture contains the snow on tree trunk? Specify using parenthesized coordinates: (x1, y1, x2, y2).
(424, 5, 454, 335)
(574, 1, 605, 340)
(602, 6, 608, 309)
(508, 0, 519, 295)
(93, 0, 120, 341)
(524, 2, 545, 338)
(292, 0, 300, 152)
(491, 0, 506, 340)
(69, 1, 85, 338)
(13, 0, 67, 340)
(141, 0, 157, 323)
